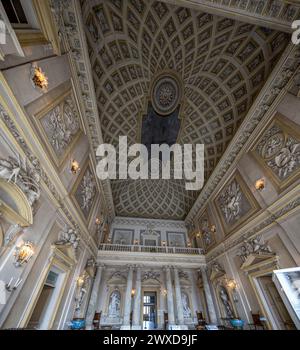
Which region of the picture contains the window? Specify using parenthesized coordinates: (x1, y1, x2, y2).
(1, 0, 28, 25)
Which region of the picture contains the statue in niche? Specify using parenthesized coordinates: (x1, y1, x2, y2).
(108, 290, 121, 318)
(55, 227, 80, 249)
(219, 286, 234, 319)
(182, 293, 192, 318)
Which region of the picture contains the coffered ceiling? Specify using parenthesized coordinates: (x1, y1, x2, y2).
(81, 0, 289, 220)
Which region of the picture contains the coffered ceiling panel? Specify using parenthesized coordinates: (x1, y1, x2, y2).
(81, 0, 289, 220)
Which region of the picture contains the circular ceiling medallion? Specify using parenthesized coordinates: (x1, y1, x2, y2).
(151, 74, 182, 116)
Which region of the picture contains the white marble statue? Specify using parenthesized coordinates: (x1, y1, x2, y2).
(219, 286, 234, 319)
(108, 290, 121, 318)
(182, 293, 192, 318)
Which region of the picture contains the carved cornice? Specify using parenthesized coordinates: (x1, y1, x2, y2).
(112, 216, 187, 230)
(161, 0, 300, 33)
(186, 44, 300, 225)
(50, 0, 115, 222)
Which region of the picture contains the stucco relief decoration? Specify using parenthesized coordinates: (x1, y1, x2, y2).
(237, 235, 274, 263)
(38, 92, 81, 165)
(215, 173, 258, 234)
(142, 271, 160, 282)
(74, 165, 97, 220)
(199, 211, 215, 248)
(108, 289, 121, 318)
(151, 75, 181, 116)
(0, 155, 40, 208)
(255, 117, 300, 189)
(55, 227, 80, 250)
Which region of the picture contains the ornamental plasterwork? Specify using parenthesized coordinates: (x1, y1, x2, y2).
(142, 271, 161, 282)
(0, 103, 97, 256)
(50, 0, 115, 221)
(80, 0, 289, 220)
(73, 163, 97, 221)
(0, 155, 40, 208)
(168, 0, 300, 32)
(34, 90, 82, 169)
(186, 44, 300, 225)
(254, 114, 300, 191)
(237, 235, 274, 264)
(198, 210, 216, 249)
(206, 196, 300, 263)
(55, 227, 80, 250)
(214, 172, 260, 235)
(112, 216, 186, 230)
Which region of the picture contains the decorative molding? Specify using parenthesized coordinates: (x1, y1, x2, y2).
(186, 44, 300, 225)
(207, 194, 300, 263)
(0, 97, 97, 257)
(112, 216, 187, 230)
(161, 0, 300, 33)
(50, 0, 115, 222)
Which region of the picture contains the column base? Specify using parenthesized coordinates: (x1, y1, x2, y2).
(120, 325, 131, 330)
(131, 325, 142, 330)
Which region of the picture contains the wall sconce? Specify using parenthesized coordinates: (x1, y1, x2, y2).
(210, 225, 216, 233)
(196, 232, 201, 238)
(255, 178, 266, 191)
(31, 64, 48, 92)
(161, 288, 167, 296)
(187, 241, 192, 247)
(131, 289, 136, 297)
(14, 241, 34, 267)
(134, 239, 139, 245)
(70, 159, 80, 175)
(162, 241, 166, 247)
(5, 278, 23, 292)
(95, 217, 102, 226)
(226, 278, 238, 291)
(77, 275, 85, 287)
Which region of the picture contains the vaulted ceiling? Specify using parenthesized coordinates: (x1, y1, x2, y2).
(81, 0, 289, 220)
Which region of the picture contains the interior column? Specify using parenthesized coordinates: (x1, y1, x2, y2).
(85, 264, 105, 329)
(121, 265, 134, 329)
(173, 267, 186, 328)
(132, 266, 142, 329)
(164, 266, 175, 327)
(200, 266, 218, 324)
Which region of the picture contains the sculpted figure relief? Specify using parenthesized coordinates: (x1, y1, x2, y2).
(219, 180, 242, 224)
(80, 170, 96, 212)
(55, 227, 80, 249)
(237, 235, 273, 262)
(0, 155, 40, 207)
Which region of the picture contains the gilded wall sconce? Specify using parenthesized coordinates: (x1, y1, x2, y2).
(70, 159, 80, 175)
(31, 64, 48, 92)
(255, 178, 266, 191)
(14, 241, 34, 267)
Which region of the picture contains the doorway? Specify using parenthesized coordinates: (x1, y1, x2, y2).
(143, 292, 157, 330)
(258, 275, 296, 330)
(27, 269, 62, 329)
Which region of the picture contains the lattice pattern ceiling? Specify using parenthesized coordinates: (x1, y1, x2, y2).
(81, 0, 289, 220)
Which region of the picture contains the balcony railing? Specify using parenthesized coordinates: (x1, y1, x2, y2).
(99, 243, 204, 255)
